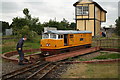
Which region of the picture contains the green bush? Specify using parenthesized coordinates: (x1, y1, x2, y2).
(13, 25, 38, 42)
(93, 53, 120, 59)
(115, 17, 120, 36)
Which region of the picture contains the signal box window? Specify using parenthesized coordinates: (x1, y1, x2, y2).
(77, 6, 89, 15)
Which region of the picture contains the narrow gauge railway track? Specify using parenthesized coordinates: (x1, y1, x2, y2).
(26, 62, 60, 80)
(2, 61, 60, 80)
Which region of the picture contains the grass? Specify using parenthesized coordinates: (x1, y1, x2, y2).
(86, 63, 119, 78)
(61, 62, 119, 78)
(76, 52, 120, 61)
(2, 35, 41, 54)
(93, 52, 120, 60)
(61, 64, 87, 78)
(2, 35, 16, 38)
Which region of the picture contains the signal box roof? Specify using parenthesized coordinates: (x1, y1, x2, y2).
(44, 30, 92, 34)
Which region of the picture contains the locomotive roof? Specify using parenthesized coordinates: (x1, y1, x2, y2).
(44, 30, 92, 34)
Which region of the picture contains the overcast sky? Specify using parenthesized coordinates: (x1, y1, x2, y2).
(0, 0, 120, 27)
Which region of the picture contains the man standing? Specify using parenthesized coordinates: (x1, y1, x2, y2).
(102, 31, 106, 37)
(16, 36, 27, 65)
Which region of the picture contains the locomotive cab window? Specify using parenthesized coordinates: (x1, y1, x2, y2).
(42, 33, 49, 39)
(58, 35, 63, 39)
(50, 34, 56, 39)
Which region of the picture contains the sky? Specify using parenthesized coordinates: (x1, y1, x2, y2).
(0, 0, 120, 27)
(118, 1, 120, 17)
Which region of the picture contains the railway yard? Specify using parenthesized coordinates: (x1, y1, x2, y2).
(1, 48, 120, 79)
(1, 38, 120, 79)
(1, 0, 120, 79)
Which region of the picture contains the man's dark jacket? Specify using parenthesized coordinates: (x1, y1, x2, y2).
(16, 38, 24, 51)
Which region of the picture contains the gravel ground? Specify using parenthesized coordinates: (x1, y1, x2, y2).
(75, 51, 101, 60)
(0, 54, 2, 79)
(46, 64, 70, 78)
(2, 59, 28, 75)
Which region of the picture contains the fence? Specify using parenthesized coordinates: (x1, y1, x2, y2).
(92, 39, 120, 48)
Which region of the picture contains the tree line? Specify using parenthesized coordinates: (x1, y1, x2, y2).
(115, 17, 120, 36)
(1, 8, 120, 40)
(1, 8, 76, 37)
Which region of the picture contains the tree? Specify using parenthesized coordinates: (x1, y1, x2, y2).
(70, 22, 76, 30)
(109, 25, 112, 28)
(11, 17, 28, 29)
(43, 19, 60, 29)
(23, 8, 31, 20)
(10, 8, 75, 36)
(32, 22, 44, 35)
(14, 25, 37, 41)
(11, 8, 43, 35)
(1, 21, 10, 35)
(60, 18, 69, 29)
(43, 18, 72, 30)
(115, 17, 120, 36)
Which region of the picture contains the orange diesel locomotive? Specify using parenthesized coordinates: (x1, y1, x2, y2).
(40, 30, 92, 56)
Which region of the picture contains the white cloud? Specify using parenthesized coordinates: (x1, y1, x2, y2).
(0, 0, 119, 27)
(1, 1, 75, 23)
(95, 0, 119, 2)
(99, 2, 118, 26)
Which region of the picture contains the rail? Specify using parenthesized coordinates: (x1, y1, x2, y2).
(2, 61, 50, 80)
